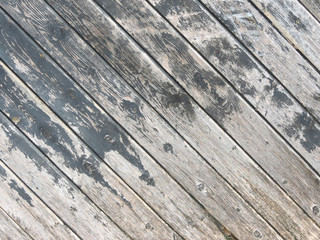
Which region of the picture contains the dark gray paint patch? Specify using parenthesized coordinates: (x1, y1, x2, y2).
(0, 164, 7, 178)
(193, 72, 208, 89)
(288, 11, 307, 31)
(238, 79, 257, 97)
(272, 87, 294, 108)
(8, 179, 34, 207)
(285, 112, 320, 153)
(0, 15, 155, 191)
(163, 143, 173, 154)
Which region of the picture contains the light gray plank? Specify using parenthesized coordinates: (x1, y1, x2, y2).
(5, 0, 320, 239)
(0, 12, 231, 240)
(147, 0, 320, 223)
(42, 0, 320, 238)
(249, 0, 320, 70)
(299, 0, 320, 22)
(196, 0, 320, 170)
(0, 208, 32, 240)
(0, 114, 130, 239)
(0, 61, 177, 240)
(0, 1, 285, 239)
(0, 161, 80, 240)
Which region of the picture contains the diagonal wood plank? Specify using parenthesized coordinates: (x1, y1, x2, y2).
(0, 10, 232, 239)
(0, 2, 285, 239)
(248, 0, 320, 70)
(0, 24, 231, 239)
(197, 0, 320, 123)
(41, 0, 320, 237)
(4, 0, 320, 238)
(298, 0, 320, 22)
(0, 61, 178, 240)
(0, 208, 32, 240)
(145, 0, 320, 221)
(0, 116, 130, 239)
(0, 161, 80, 240)
(148, 0, 320, 165)
(198, 0, 320, 164)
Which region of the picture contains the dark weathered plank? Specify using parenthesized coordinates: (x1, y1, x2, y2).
(249, 0, 320, 70)
(43, 0, 320, 237)
(0, 62, 179, 240)
(99, 0, 320, 224)
(0, 112, 130, 239)
(149, 0, 320, 166)
(0, 22, 230, 240)
(299, 0, 320, 22)
(0, 161, 80, 240)
(0, 208, 31, 240)
(0, 2, 286, 239)
(6, 0, 320, 238)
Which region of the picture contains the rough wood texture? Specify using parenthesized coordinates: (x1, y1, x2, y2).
(177, 0, 320, 165)
(8, 0, 320, 238)
(0, 1, 287, 239)
(104, 0, 320, 226)
(249, 0, 320, 70)
(0, 61, 178, 240)
(0, 208, 31, 240)
(0, 115, 129, 239)
(0, 161, 80, 240)
(299, 0, 320, 22)
(0, 16, 229, 239)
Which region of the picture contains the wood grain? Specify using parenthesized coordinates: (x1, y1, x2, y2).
(163, 0, 320, 166)
(0, 1, 286, 239)
(0, 208, 31, 240)
(0, 18, 230, 240)
(0, 112, 130, 239)
(5, 0, 320, 238)
(0, 62, 178, 240)
(0, 161, 80, 240)
(249, 0, 320, 70)
(299, 0, 320, 22)
(147, 0, 320, 222)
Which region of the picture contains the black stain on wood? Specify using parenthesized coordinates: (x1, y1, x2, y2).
(163, 143, 173, 154)
(288, 11, 307, 31)
(8, 179, 34, 207)
(272, 87, 293, 108)
(285, 112, 320, 153)
(206, 37, 257, 71)
(0, 164, 7, 178)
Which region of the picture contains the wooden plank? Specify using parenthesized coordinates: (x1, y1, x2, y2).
(197, 0, 320, 123)
(0, 62, 178, 240)
(38, 0, 320, 237)
(0, 14, 231, 240)
(147, 0, 320, 222)
(0, 161, 80, 240)
(0, 208, 31, 240)
(0, 2, 285, 239)
(299, 0, 320, 22)
(149, 0, 320, 166)
(249, 0, 320, 70)
(0, 115, 130, 239)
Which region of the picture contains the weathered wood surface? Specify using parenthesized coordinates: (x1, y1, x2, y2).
(0, 115, 130, 239)
(98, 0, 320, 225)
(197, 0, 320, 122)
(299, 0, 320, 22)
(0, 1, 288, 239)
(0, 161, 79, 240)
(148, 0, 320, 167)
(0, 208, 31, 240)
(0, 62, 178, 240)
(0, 16, 230, 240)
(42, 0, 320, 237)
(6, 0, 320, 238)
(249, 0, 320, 70)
